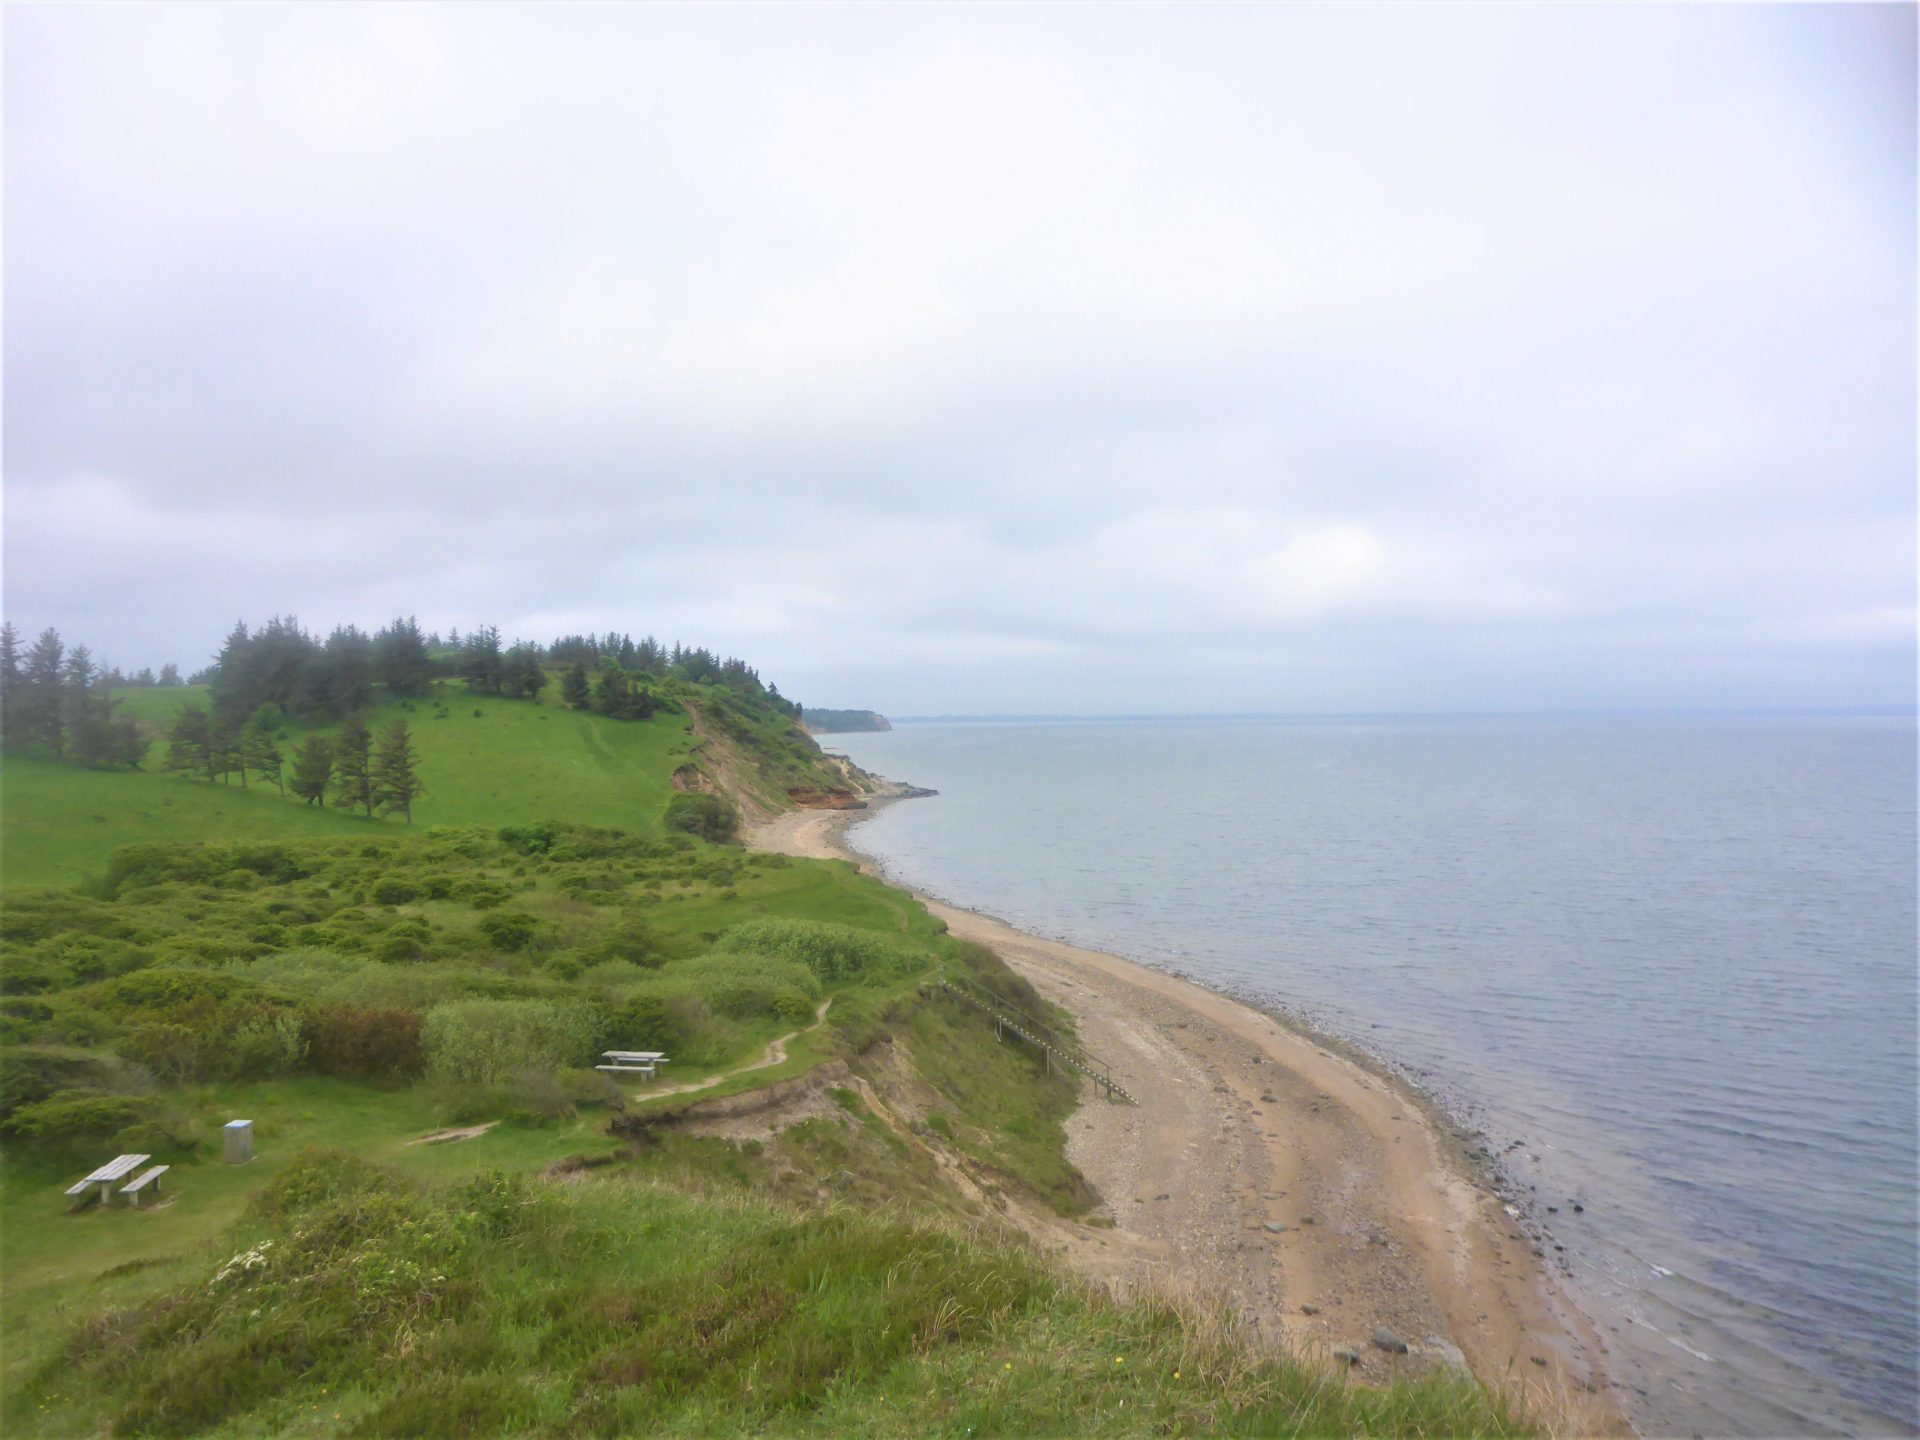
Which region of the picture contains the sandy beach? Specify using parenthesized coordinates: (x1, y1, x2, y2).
(753, 797, 1624, 1433)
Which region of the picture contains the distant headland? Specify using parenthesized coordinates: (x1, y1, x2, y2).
(803, 708, 891, 734)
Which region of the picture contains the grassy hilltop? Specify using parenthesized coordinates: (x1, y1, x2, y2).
(3, 675, 835, 890)
(0, 649, 1534, 1438)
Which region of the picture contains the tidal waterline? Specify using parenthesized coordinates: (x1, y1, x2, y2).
(828, 713, 1917, 1437)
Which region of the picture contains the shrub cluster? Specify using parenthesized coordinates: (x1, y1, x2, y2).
(664, 790, 739, 844)
(718, 918, 925, 983)
(0, 824, 927, 1151)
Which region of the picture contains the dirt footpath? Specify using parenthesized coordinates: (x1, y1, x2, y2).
(751, 806, 1622, 1431)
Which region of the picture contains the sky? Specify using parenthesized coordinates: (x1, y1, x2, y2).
(4, 2, 1914, 716)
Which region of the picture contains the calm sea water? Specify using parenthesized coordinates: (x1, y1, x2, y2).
(828, 714, 1918, 1437)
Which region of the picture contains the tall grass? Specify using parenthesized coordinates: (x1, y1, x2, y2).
(10, 1152, 1538, 1439)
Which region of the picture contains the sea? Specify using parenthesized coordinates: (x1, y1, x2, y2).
(825, 713, 1918, 1438)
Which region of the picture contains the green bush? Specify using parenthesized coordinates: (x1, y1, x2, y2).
(663, 791, 738, 844)
(0, 1045, 130, 1120)
(717, 918, 924, 984)
(305, 1004, 426, 1082)
(371, 877, 419, 906)
(226, 1012, 309, 1080)
(476, 911, 539, 952)
(0, 952, 65, 996)
(118, 1021, 203, 1082)
(610, 990, 743, 1067)
(88, 966, 252, 1016)
(0, 1089, 157, 1144)
(420, 999, 600, 1086)
(665, 952, 819, 1023)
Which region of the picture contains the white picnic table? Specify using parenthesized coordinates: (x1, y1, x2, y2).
(67, 1153, 148, 1205)
(596, 1050, 669, 1077)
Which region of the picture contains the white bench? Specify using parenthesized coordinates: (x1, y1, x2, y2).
(597, 1051, 669, 1078)
(121, 1165, 169, 1207)
(66, 1153, 150, 1210)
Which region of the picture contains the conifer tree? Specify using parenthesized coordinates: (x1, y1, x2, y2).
(503, 643, 548, 700)
(331, 714, 377, 817)
(463, 626, 504, 694)
(0, 622, 22, 750)
(374, 616, 433, 696)
(320, 626, 376, 713)
(561, 660, 591, 710)
(290, 736, 334, 806)
(158, 662, 182, 686)
(64, 651, 143, 769)
(22, 628, 67, 756)
(110, 711, 150, 769)
(61, 646, 100, 752)
(593, 662, 632, 718)
(372, 718, 425, 825)
(164, 704, 221, 782)
(242, 712, 285, 795)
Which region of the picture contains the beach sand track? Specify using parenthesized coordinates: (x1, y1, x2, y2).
(752, 803, 1625, 1434)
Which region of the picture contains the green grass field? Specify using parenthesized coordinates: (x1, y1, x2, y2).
(1, 759, 375, 889)
(3, 683, 695, 888)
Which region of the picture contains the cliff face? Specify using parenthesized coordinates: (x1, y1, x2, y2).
(803, 708, 891, 734)
(678, 701, 910, 823)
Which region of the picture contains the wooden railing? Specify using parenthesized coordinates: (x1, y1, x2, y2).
(934, 970, 1139, 1105)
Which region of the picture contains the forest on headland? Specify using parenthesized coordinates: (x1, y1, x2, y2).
(0, 612, 1539, 1438)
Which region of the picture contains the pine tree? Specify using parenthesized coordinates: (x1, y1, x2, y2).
(320, 626, 375, 713)
(593, 663, 632, 718)
(331, 714, 377, 817)
(0, 622, 22, 750)
(371, 718, 425, 825)
(290, 736, 334, 806)
(64, 649, 136, 769)
(109, 711, 149, 769)
(463, 626, 504, 694)
(503, 644, 548, 700)
(158, 662, 182, 686)
(164, 704, 221, 782)
(22, 628, 66, 756)
(374, 616, 433, 696)
(241, 712, 285, 795)
(61, 646, 100, 756)
(561, 661, 592, 710)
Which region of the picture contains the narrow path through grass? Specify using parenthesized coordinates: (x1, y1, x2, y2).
(629, 997, 836, 1102)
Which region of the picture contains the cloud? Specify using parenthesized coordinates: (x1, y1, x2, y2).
(3, 2, 1911, 712)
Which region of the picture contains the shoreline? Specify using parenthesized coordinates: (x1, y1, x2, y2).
(752, 790, 1626, 1435)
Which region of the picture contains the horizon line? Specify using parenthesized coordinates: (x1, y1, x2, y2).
(860, 703, 1918, 725)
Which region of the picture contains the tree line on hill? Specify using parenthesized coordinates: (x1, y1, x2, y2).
(2, 614, 806, 789)
(205, 616, 798, 724)
(164, 704, 426, 823)
(0, 624, 150, 768)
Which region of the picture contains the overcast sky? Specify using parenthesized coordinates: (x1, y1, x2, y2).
(5, 3, 1913, 715)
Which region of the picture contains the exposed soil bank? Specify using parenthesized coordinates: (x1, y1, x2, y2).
(751, 799, 1626, 1434)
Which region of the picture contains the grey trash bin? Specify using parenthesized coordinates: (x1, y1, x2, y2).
(223, 1119, 254, 1164)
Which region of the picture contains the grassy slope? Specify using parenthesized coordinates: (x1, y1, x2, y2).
(1, 681, 1537, 1438)
(1, 760, 374, 889)
(3, 683, 693, 888)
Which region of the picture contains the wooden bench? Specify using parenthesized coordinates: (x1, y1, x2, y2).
(66, 1153, 150, 1211)
(121, 1165, 169, 1207)
(597, 1050, 669, 1078)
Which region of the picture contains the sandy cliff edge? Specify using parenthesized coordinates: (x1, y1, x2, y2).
(751, 795, 1627, 1435)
